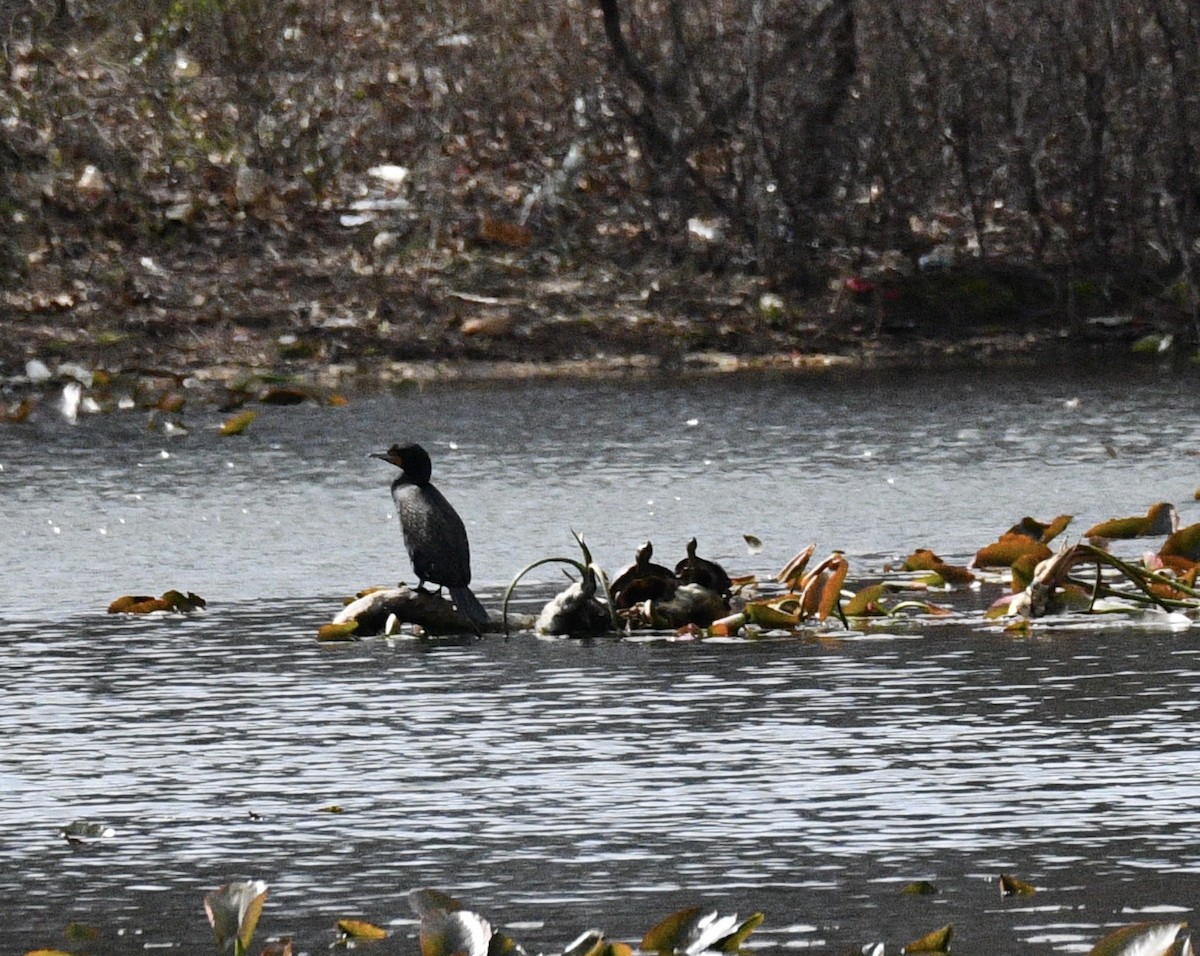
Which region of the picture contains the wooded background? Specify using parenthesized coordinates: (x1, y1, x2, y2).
(3, 0, 1197, 312)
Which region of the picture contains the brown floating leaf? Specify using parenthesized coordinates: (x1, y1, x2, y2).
(811, 555, 848, 620)
(204, 880, 268, 956)
(160, 589, 206, 612)
(714, 912, 764, 951)
(974, 533, 1053, 568)
(776, 544, 815, 588)
(317, 621, 360, 642)
(1086, 921, 1186, 956)
(902, 549, 975, 585)
(109, 590, 205, 614)
(1010, 553, 1045, 593)
(641, 907, 705, 953)
(640, 908, 752, 955)
(418, 907, 493, 956)
(741, 601, 798, 629)
(999, 873, 1037, 896)
(1007, 514, 1073, 543)
(220, 410, 258, 435)
(1086, 503, 1178, 540)
(2, 398, 35, 423)
(337, 919, 387, 941)
(901, 880, 939, 895)
(108, 594, 157, 613)
(1161, 523, 1200, 562)
(902, 922, 952, 953)
(64, 922, 103, 941)
(843, 584, 887, 617)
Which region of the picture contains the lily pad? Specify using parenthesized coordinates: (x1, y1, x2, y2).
(999, 873, 1036, 896)
(1161, 523, 1200, 562)
(220, 410, 258, 435)
(901, 880, 939, 895)
(317, 620, 360, 642)
(903, 922, 952, 953)
(204, 880, 268, 956)
(337, 919, 387, 941)
(108, 590, 206, 614)
(1086, 921, 1186, 956)
(974, 533, 1052, 568)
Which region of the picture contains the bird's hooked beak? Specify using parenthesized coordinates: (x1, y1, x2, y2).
(369, 450, 402, 467)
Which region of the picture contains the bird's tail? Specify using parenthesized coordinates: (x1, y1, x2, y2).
(450, 585, 490, 628)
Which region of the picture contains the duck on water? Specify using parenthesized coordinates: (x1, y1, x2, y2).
(371, 442, 490, 627)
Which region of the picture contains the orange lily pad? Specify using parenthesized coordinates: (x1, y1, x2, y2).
(337, 919, 387, 941)
(974, 533, 1053, 568)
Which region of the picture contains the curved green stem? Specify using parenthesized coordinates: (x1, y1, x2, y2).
(502, 557, 587, 637)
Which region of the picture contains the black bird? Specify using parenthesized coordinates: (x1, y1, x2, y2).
(371, 443, 489, 627)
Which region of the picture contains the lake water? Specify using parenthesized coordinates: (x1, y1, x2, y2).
(2, 362, 1199, 954)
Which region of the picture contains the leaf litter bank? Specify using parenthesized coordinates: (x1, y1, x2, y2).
(3, 0, 1198, 401)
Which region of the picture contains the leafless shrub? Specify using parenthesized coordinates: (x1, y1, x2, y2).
(4, 0, 1199, 320)
(596, 0, 1200, 302)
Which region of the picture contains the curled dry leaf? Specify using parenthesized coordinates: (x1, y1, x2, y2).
(220, 410, 258, 435)
(999, 873, 1037, 896)
(317, 620, 359, 642)
(902, 548, 975, 585)
(2, 398, 35, 423)
(640, 907, 759, 955)
(1161, 523, 1200, 562)
(337, 919, 387, 941)
(418, 907, 493, 956)
(902, 922, 952, 953)
(204, 880, 268, 956)
(843, 584, 887, 617)
(901, 880, 939, 895)
(108, 590, 206, 614)
(1007, 514, 1073, 543)
(1085, 503, 1178, 540)
(974, 533, 1053, 569)
(1086, 921, 1186, 956)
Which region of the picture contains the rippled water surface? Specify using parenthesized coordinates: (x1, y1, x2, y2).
(3, 364, 1200, 954)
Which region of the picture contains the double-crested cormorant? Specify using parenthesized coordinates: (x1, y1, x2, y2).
(371, 442, 489, 627)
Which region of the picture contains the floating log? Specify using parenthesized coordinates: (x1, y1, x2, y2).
(324, 586, 509, 639)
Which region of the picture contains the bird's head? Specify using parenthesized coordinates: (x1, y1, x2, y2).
(370, 443, 433, 484)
